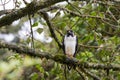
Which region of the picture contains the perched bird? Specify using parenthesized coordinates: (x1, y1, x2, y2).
(63, 30, 78, 58)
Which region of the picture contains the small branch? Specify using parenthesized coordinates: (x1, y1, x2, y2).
(0, 41, 120, 71)
(81, 68, 101, 80)
(39, 6, 110, 21)
(101, 19, 117, 28)
(0, 0, 11, 6)
(50, 6, 109, 21)
(40, 12, 62, 48)
(75, 68, 88, 80)
(79, 44, 112, 49)
(28, 15, 34, 49)
(23, 0, 28, 5)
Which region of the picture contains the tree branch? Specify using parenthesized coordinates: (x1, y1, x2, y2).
(39, 6, 110, 21)
(0, 41, 120, 71)
(39, 12, 62, 48)
(0, 0, 117, 27)
(0, 9, 13, 16)
(0, 0, 65, 27)
(45, 6, 109, 21)
(81, 68, 101, 80)
(76, 68, 88, 80)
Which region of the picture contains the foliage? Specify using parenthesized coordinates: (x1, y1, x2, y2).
(0, 0, 120, 80)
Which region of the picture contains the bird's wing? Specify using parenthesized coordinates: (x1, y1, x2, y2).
(62, 36, 65, 55)
(73, 36, 78, 57)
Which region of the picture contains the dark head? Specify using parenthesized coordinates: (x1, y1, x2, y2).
(66, 30, 74, 37)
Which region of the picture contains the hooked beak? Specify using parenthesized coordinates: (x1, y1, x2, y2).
(67, 30, 74, 37)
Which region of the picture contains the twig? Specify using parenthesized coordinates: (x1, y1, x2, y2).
(44, 6, 109, 21)
(55, 28, 64, 37)
(0, 0, 11, 6)
(71, 17, 80, 29)
(28, 15, 34, 49)
(0, 0, 6, 10)
(23, 0, 28, 4)
(75, 68, 88, 80)
(81, 68, 101, 80)
(101, 19, 118, 28)
(39, 12, 62, 48)
(79, 44, 112, 49)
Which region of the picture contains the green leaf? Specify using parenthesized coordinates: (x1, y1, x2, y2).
(35, 64, 44, 73)
(26, 38, 31, 43)
(37, 28, 43, 34)
(32, 22, 39, 27)
(30, 72, 39, 80)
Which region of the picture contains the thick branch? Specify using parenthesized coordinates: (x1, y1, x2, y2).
(0, 0, 65, 27)
(0, 41, 120, 71)
(0, 9, 13, 16)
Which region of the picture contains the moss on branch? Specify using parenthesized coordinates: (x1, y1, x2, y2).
(0, 0, 65, 27)
(0, 41, 120, 71)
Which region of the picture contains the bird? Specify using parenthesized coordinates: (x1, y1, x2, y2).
(63, 30, 78, 58)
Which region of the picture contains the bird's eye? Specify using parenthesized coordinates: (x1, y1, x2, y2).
(67, 30, 73, 33)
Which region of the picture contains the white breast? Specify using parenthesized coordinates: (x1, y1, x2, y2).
(64, 35, 76, 56)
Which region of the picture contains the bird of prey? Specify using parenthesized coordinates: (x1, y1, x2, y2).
(63, 30, 78, 58)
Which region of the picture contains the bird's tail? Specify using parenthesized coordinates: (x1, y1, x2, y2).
(64, 65, 73, 80)
(67, 66, 72, 70)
